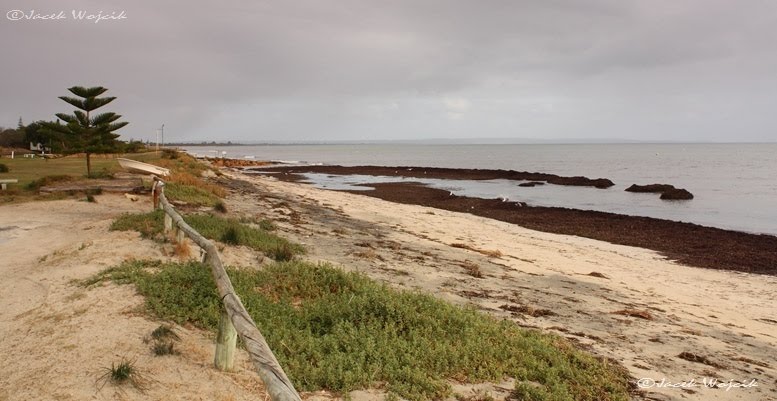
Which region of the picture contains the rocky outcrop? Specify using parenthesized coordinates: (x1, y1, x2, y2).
(518, 181, 545, 187)
(660, 188, 694, 200)
(547, 176, 615, 189)
(625, 184, 675, 193)
(626, 183, 694, 200)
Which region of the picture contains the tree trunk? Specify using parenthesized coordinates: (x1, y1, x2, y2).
(86, 152, 91, 177)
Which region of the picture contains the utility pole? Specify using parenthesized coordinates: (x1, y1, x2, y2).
(156, 124, 165, 150)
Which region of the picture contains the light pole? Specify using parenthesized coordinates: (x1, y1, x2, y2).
(156, 124, 165, 151)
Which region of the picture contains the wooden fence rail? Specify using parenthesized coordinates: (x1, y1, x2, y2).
(152, 178, 302, 401)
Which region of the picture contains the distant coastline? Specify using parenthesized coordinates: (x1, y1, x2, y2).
(170, 139, 777, 147)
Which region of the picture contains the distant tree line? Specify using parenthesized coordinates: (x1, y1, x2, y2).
(0, 121, 145, 153)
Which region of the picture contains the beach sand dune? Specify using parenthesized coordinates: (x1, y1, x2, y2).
(0, 195, 268, 401)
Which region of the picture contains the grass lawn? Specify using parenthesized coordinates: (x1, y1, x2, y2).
(0, 155, 120, 189)
(0, 150, 226, 207)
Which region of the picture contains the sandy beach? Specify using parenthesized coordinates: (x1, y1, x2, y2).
(1, 170, 775, 401)
(222, 170, 777, 401)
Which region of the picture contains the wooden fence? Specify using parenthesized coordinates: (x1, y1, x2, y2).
(152, 178, 302, 401)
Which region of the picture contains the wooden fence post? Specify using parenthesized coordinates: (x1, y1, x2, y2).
(215, 307, 238, 371)
(176, 226, 185, 244)
(164, 213, 172, 233)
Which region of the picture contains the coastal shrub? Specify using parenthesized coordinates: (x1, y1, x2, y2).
(150, 324, 180, 341)
(109, 211, 303, 260)
(258, 219, 277, 231)
(147, 325, 181, 356)
(164, 182, 221, 207)
(221, 226, 240, 245)
(0, 163, 8, 173)
(167, 170, 227, 198)
(25, 174, 74, 190)
(213, 200, 228, 213)
(110, 210, 165, 239)
(185, 213, 303, 260)
(238, 216, 277, 231)
(153, 153, 207, 178)
(161, 148, 179, 159)
(151, 340, 178, 356)
(97, 357, 147, 391)
(90, 260, 633, 401)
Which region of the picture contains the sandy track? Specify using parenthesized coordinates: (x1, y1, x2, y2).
(0, 195, 267, 401)
(224, 171, 777, 401)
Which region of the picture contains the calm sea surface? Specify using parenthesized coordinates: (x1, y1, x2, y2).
(184, 143, 777, 235)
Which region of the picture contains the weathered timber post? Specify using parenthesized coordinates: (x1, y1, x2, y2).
(152, 177, 162, 210)
(164, 213, 172, 233)
(215, 307, 238, 371)
(176, 226, 185, 244)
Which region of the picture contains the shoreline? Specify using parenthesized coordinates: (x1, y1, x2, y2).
(247, 165, 777, 276)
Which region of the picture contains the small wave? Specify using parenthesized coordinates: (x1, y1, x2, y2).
(270, 160, 326, 166)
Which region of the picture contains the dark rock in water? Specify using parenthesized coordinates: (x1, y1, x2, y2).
(548, 176, 615, 189)
(627, 183, 694, 200)
(660, 188, 694, 200)
(625, 183, 676, 193)
(591, 179, 616, 189)
(518, 181, 546, 187)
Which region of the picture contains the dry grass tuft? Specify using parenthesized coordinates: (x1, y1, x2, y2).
(612, 309, 654, 320)
(167, 171, 227, 198)
(679, 327, 701, 336)
(350, 248, 385, 261)
(174, 240, 192, 259)
(460, 260, 483, 278)
(736, 356, 770, 368)
(677, 352, 725, 369)
(96, 357, 149, 392)
(500, 304, 556, 317)
(450, 243, 503, 258)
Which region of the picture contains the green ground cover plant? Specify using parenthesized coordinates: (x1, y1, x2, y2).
(87, 260, 632, 401)
(110, 211, 302, 260)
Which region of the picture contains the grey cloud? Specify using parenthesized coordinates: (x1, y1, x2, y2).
(2, 0, 776, 142)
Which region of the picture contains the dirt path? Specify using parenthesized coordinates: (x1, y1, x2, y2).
(223, 171, 777, 401)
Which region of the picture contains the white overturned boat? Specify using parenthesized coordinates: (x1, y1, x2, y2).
(117, 158, 170, 176)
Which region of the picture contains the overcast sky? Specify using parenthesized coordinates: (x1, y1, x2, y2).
(2, 0, 776, 143)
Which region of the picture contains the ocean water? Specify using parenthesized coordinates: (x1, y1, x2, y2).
(184, 143, 777, 235)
